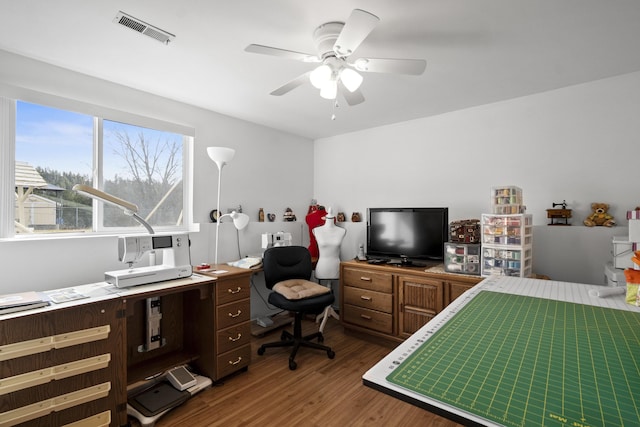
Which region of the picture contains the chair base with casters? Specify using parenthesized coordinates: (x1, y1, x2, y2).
(257, 311, 335, 371)
(257, 246, 337, 370)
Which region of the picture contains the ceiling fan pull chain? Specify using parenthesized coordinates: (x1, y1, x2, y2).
(331, 100, 339, 120)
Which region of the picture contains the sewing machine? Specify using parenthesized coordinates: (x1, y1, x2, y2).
(105, 233, 192, 288)
(261, 232, 292, 250)
(546, 200, 572, 225)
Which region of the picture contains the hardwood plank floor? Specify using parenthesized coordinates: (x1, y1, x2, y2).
(129, 318, 463, 427)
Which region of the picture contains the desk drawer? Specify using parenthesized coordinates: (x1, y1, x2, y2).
(342, 268, 392, 293)
(216, 300, 250, 330)
(216, 344, 251, 379)
(216, 322, 251, 355)
(216, 279, 251, 305)
(343, 304, 393, 334)
(343, 286, 393, 313)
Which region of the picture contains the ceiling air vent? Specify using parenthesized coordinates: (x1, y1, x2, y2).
(113, 11, 175, 45)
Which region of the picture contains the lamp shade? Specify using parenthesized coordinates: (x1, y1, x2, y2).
(340, 68, 363, 92)
(310, 64, 332, 89)
(320, 79, 338, 100)
(207, 147, 235, 169)
(229, 211, 250, 230)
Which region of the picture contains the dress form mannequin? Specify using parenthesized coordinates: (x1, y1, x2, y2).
(305, 205, 327, 258)
(313, 208, 346, 280)
(312, 208, 346, 332)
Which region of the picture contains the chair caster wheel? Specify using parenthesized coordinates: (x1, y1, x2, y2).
(327, 350, 335, 359)
(257, 347, 265, 356)
(289, 359, 297, 370)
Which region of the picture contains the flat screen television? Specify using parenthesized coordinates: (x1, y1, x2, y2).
(366, 207, 448, 264)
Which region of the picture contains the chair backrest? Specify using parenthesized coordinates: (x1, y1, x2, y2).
(263, 246, 313, 290)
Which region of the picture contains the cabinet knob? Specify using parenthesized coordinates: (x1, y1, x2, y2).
(360, 314, 372, 320)
(227, 287, 242, 294)
(360, 296, 372, 301)
(228, 333, 242, 342)
(228, 310, 242, 318)
(360, 276, 372, 282)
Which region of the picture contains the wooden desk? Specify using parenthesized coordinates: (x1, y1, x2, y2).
(0, 267, 252, 427)
(363, 276, 640, 426)
(340, 260, 482, 343)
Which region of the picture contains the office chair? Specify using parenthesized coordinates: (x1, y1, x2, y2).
(257, 246, 336, 370)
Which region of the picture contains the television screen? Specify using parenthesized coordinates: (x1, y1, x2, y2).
(367, 208, 448, 262)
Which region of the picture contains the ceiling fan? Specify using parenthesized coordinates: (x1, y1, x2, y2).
(245, 9, 426, 106)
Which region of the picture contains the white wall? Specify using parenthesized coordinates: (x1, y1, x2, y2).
(0, 50, 313, 299)
(313, 71, 640, 285)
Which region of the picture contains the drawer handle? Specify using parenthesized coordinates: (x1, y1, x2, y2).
(228, 287, 242, 294)
(359, 276, 372, 282)
(228, 333, 242, 342)
(228, 310, 242, 318)
(360, 296, 372, 301)
(360, 314, 372, 320)
(228, 357, 243, 365)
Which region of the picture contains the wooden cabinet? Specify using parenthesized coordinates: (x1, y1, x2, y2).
(342, 266, 394, 336)
(0, 298, 126, 427)
(397, 275, 444, 339)
(211, 269, 252, 380)
(0, 267, 254, 426)
(340, 260, 482, 342)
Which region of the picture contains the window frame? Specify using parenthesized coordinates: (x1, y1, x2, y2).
(1, 92, 196, 239)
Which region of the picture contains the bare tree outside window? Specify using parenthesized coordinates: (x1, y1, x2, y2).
(103, 121, 184, 229)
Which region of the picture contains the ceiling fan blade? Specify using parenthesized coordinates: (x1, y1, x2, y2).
(270, 71, 312, 96)
(333, 9, 380, 57)
(352, 58, 427, 75)
(245, 44, 319, 62)
(339, 82, 365, 106)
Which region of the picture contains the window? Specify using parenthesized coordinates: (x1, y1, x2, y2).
(4, 98, 193, 237)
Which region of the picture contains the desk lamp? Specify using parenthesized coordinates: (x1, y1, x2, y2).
(72, 184, 154, 235)
(73, 184, 158, 267)
(207, 147, 249, 265)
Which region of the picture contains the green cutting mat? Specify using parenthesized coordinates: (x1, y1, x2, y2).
(386, 291, 640, 427)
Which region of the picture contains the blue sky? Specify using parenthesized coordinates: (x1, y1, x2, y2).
(16, 101, 182, 182)
(16, 101, 94, 177)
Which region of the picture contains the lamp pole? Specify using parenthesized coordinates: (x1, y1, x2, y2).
(207, 147, 236, 265)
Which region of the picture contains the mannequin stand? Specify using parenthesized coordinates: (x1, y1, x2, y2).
(315, 279, 340, 333)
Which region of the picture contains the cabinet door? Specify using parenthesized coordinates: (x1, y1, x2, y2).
(397, 275, 443, 338)
(447, 281, 475, 305)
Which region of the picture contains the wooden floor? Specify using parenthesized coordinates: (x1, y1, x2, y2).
(129, 318, 463, 427)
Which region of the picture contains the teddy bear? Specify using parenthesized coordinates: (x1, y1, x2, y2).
(583, 203, 616, 227)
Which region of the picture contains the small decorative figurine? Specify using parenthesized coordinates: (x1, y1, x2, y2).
(351, 212, 362, 222)
(267, 213, 276, 222)
(584, 203, 615, 227)
(283, 207, 297, 221)
(258, 208, 265, 222)
(546, 200, 572, 225)
(336, 212, 346, 222)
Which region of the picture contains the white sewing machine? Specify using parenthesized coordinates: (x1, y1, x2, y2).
(105, 233, 192, 288)
(261, 232, 292, 250)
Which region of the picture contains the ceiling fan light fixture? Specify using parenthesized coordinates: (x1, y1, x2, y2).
(310, 64, 332, 89)
(320, 79, 338, 100)
(340, 68, 363, 92)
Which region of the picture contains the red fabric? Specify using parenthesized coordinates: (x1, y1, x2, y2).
(305, 208, 327, 258)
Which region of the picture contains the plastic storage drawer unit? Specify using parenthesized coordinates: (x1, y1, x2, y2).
(444, 243, 481, 275)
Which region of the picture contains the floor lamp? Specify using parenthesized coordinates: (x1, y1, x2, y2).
(207, 147, 249, 265)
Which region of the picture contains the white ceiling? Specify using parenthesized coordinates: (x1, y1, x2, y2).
(1, 1, 639, 139)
